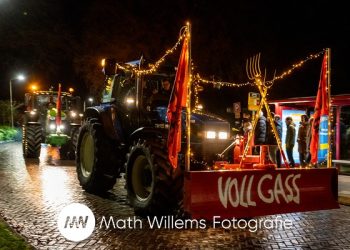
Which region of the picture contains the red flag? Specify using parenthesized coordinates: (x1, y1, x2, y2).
(310, 52, 329, 164)
(56, 83, 62, 131)
(167, 36, 189, 168)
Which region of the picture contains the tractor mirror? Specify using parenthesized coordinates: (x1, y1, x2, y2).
(102, 58, 117, 76)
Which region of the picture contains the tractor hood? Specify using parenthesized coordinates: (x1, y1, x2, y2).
(191, 111, 227, 124)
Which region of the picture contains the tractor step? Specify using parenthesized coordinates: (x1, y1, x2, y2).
(184, 168, 339, 219)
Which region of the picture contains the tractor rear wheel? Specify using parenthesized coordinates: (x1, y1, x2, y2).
(76, 119, 119, 193)
(126, 138, 184, 216)
(22, 124, 42, 158)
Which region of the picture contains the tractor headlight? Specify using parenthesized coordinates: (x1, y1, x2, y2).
(218, 131, 228, 140)
(205, 131, 216, 139)
(79, 113, 83, 117)
(59, 124, 65, 130)
(126, 97, 135, 105)
(70, 111, 77, 118)
(30, 110, 36, 115)
(49, 124, 56, 130)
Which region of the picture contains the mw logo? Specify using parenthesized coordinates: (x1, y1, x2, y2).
(64, 216, 89, 229)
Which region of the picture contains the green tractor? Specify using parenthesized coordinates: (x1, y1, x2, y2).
(22, 85, 82, 159)
(76, 59, 232, 215)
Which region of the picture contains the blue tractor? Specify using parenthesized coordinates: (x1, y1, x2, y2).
(76, 59, 232, 215)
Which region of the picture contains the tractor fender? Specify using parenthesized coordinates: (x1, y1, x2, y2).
(129, 127, 168, 142)
(24, 111, 40, 124)
(84, 106, 120, 141)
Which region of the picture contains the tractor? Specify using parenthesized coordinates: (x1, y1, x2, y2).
(22, 85, 82, 159)
(76, 59, 232, 215)
(76, 28, 338, 219)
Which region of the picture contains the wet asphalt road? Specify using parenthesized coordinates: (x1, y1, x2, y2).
(1, 142, 350, 250)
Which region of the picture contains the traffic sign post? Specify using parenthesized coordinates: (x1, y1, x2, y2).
(248, 92, 260, 111)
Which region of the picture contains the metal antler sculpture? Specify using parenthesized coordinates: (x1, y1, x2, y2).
(240, 53, 289, 168)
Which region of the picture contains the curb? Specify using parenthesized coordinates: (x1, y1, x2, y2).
(0, 140, 15, 144)
(338, 196, 350, 206)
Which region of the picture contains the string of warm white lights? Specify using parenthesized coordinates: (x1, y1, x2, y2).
(117, 26, 188, 75)
(194, 74, 254, 88)
(273, 50, 324, 81)
(192, 50, 324, 108)
(193, 50, 324, 88)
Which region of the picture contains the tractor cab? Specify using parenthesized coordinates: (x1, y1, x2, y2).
(98, 58, 232, 164)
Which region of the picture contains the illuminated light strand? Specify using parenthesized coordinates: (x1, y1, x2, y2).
(193, 81, 201, 110)
(192, 50, 324, 108)
(192, 50, 324, 89)
(194, 73, 254, 88)
(273, 50, 324, 81)
(117, 27, 188, 75)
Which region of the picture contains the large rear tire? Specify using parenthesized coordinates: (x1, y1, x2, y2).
(126, 138, 183, 216)
(22, 124, 42, 158)
(76, 119, 119, 193)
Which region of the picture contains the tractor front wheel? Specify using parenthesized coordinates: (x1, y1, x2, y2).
(76, 119, 119, 193)
(22, 123, 42, 158)
(126, 138, 183, 216)
(59, 126, 80, 160)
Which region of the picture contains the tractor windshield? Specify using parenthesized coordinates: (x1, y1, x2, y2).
(34, 94, 71, 111)
(142, 75, 174, 108)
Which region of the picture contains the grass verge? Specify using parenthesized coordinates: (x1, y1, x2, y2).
(0, 218, 33, 250)
(0, 126, 19, 141)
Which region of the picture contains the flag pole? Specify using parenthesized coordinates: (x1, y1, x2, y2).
(327, 48, 332, 168)
(185, 22, 191, 172)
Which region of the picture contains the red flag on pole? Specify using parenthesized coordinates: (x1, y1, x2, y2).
(167, 36, 189, 168)
(56, 83, 62, 132)
(310, 52, 329, 164)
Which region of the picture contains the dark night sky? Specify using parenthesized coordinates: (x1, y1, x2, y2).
(0, 0, 349, 115)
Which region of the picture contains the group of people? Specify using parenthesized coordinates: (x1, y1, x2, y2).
(239, 111, 314, 168)
(285, 114, 314, 167)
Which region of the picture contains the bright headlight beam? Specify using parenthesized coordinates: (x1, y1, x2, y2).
(126, 98, 135, 104)
(206, 131, 216, 139)
(218, 131, 228, 140)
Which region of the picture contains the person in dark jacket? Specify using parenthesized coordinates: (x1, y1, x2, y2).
(254, 111, 267, 154)
(306, 116, 314, 164)
(297, 114, 309, 167)
(285, 116, 296, 167)
(266, 113, 283, 167)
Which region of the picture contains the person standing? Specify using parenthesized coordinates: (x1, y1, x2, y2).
(274, 115, 283, 168)
(241, 118, 253, 154)
(297, 115, 309, 167)
(306, 117, 314, 164)
(266, 113, 283, 168)
(285, 116, 296, 167)
(254, 111, 267, 154)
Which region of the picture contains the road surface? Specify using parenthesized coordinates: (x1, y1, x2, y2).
(0, 142, 350, 249)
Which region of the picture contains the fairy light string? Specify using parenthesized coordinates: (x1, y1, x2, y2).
(104, 26, 325, 111)
(192, 50, 324, 108)
(116, 26, 188, 75)
(273, 50, 324, 81)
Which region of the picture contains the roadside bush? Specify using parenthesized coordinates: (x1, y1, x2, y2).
(0, 126, 19, 141)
